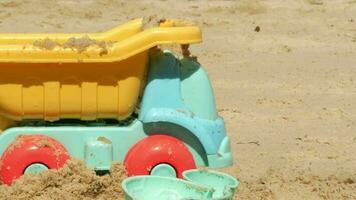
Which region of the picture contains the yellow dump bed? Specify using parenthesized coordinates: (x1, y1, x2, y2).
(0, 19, 202, 123)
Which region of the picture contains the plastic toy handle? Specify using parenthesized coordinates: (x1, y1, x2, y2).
(0, 18, 202, 63)
(156, 19, 202, 43)
(87, 26, 202, 62)
(150, 26, 201, 44)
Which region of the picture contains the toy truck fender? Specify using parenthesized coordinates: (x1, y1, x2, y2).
(139, 51, 232, 167)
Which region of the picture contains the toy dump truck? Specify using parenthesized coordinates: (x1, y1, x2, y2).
(0, 19, 232, 185)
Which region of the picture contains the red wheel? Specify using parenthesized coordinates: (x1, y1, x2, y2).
(0, 135, 70, 185)
(124, 135, 196, 178)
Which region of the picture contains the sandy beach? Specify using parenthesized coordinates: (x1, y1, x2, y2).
(0, 0, 355, 199)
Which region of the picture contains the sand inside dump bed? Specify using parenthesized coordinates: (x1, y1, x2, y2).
(32, 36, 112, 56)
(0, 159, 127, 200)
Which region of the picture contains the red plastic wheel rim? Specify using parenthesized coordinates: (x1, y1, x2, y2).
(124, 134, 196, 178)
(0, 135, 70, 185)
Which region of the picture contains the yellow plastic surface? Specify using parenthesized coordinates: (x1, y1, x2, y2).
(0, 19, 202, 122)
(0, 18, 143, 45)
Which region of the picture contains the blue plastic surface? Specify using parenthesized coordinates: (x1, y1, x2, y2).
(183, 169, 239, 200)
(122, 175, 214, 200)
(139, 51, 231, 160)
(122, 169, 240, 200)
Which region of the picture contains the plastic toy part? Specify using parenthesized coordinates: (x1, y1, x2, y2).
(0, 18, 143, 45)
(124, 135, 196, 178)
(122, 169, 240, 200)
(150, 164, 177, 178)
(0, 18, 202, 63)
(0, 52, 147, 122)
(122, 176, 214, 200)
(139, 51, 230, 157)
(183, 169, 239, 200)
(84, 137, 113, 171)
(24, 163, 49, 174)
(0, 135, 70, 185)
(0, 18, 202, 122)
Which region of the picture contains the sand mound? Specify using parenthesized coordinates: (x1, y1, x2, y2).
(0, 159, 127, 200)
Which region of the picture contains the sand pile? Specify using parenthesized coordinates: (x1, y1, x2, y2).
(0, 159, 127, 200)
